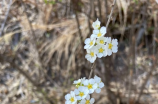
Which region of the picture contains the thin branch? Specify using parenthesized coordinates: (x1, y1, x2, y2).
(0, 0, 12, 36)
(104, 0, 108, 24)
(74, 10, 85, 57)
(88, 0, 117, 79)
(135, 64, 155, 103)
(98, 0, 102, 21)
(106, 0, 116, 28)
(88, 62, 96, 79)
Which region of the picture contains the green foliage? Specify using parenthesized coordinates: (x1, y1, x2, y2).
(44, 0, 62, 4)
(133, 0, 138, 4)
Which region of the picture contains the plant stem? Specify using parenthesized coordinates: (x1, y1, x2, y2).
(88, 0, 116, 79)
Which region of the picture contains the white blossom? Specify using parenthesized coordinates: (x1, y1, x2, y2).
(95, 44, 107, 58)
(94, 75, 104, 93)
(85, 47, 97, 63)
(79, 95, 95, 104)
(73, 77, 86, 87)
(74, 86, 89, 100)
(96, 37, 106, 45)
(84, 35, 96, 49)
(65, 91, 77, 104)
(92, 26, 106, 38)
(83, 79, 98, 94)
(105, 38, 118, 56)
(92, 18, 100, 29)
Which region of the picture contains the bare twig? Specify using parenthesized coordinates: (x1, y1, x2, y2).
(74, 10, 85, 57)
(0, 0, 12, 36)
(106, 0, 116, 28)
(88, 62, 96, 79)
(98, 0, 102, 20)
(127, 7, 136, 104)
(104, 0, 108, 24)
(135, 63, 155, 103)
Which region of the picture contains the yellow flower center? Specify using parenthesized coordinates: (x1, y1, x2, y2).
(99, 48, 104, 53)
(97, 32, 101, 37)
(86, 100, 90, 104)
(90, 52, 94, 57)
(79, 92, 84, 97)
(96, 25, 100, 28)
(89, 41, 93, 46)
(100, 40, 104, 44)
(97, 32, 102, 37)
(70, 97, 75, 102)
(87, 84, 93, 89)
(108, 43, 113, 49)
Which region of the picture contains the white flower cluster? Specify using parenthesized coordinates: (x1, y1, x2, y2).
(84, 19, 118, 63)
(65, 75, 104, 104)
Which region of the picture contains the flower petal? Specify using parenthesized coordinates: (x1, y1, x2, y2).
(95, 88, 101, 93)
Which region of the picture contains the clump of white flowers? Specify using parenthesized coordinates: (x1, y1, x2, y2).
(65, 75, 104, 104)
(85, 19, 118, 63)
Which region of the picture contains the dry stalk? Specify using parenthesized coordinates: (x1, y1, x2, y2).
(88, 0, 116, 79)
(0, 0, 12, 36)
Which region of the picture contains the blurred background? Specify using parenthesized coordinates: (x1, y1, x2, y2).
(0, 0, 158, 104)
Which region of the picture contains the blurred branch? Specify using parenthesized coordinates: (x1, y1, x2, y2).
(0, 0, 12, 36)
(135, 62, 155, 103)
(98, 0, 102, 20)
(106, 0, 116, 28)
(88, 61, 95, 79)
(104, 0, 108, 24)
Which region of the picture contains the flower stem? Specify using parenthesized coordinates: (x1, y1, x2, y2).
(88, 0, 116, 79)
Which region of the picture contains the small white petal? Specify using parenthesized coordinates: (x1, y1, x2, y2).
(93, 83, 98, 89)
(86, 94, 90, 100)
(65, 94, 70, 100)
(99, 82, 104, 88)
(83, 80, 89, 85)
(89, 79, 95, 84)
(85, 38, 90, 44)
(97, 53, 103, 58)
(94, 75, 101, 83)
(112, 47, 118, 53)
(74, 89, 79, 95)
(105, 37, 111, 43)
(90, 34, 97, 40)
(95, 88, 101, 93)
(93, 29, 99, 35)
(76, 96, 82, 100)
(100, 26, 107, 35)
(84, 45, 90, 49)
(107, 49, 112, 56)
(90, 98, 95, 103)
(112, 39, 118, 45)
(65, 101, 70, 104)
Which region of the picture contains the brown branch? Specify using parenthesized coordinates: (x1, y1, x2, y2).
(88, 62, 96, 79)
(106, 0, 116, 28)
(98, 0, 102, 21)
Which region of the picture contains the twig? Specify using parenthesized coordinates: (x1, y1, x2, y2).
(106, 0, 116, 28)
(135, 64, 155, 103)
(0, 0, 12, 36)
(98, 0, 102, 21)
(88, 62, 96, 79)
(74, 10, 85, 56)
(87, 0, 93, 37)
(127, 7, 136, 104)
(88, 0, 117, 79)
(104, 0, 108, 24)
